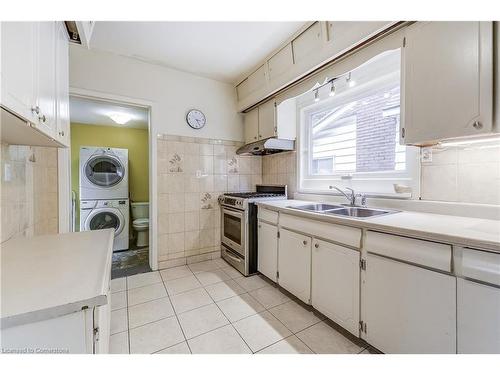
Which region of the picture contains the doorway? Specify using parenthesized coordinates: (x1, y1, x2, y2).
(67, 95, 152, 278)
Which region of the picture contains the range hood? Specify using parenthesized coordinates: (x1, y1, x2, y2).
(236, 138, 295, 156)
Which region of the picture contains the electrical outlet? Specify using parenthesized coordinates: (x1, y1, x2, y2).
(421, 147, 433, 163)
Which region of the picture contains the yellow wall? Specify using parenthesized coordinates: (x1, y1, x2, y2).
(71, 123, 149, 227)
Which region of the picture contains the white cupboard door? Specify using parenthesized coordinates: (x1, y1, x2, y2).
(278, 228, 311, 304)
(244, 108, 259, 144)
(0, 22, 37, 123)
(257, 221, 278, 282)
(36, 21, 57, 138)
(363, 253, 456, 353)
(457, 278, 500, 354)
(55, 22, 70, 147)
(258, 100, 276, 139)
(311, 239, 360, 336)
(402, 21, 493, 144)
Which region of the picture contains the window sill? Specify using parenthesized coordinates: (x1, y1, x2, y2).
(297, 189, 413, 200)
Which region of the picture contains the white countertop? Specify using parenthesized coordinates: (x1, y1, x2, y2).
(1, 229, 114, 329)
(256, 199, 500, 253)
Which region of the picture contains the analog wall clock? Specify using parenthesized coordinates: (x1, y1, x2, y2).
(186, 109, 206, 129)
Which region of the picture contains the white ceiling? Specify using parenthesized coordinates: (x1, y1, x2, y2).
(69, 96, 149, 129)
(89, 21, 304, 83)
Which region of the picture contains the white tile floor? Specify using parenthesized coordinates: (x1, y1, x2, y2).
(109, 258, 371, 354)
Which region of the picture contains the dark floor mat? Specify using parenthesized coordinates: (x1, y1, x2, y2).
(111, 247, 151, 279)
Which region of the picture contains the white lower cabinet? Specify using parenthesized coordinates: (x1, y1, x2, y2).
(363, 253, 456, 353)
(311, 238, 360, 336)
(457, 247, 500, 353)
(257, 220, 278, 282)
(457, 279, 500, 353)
(278, 228, 311, 304)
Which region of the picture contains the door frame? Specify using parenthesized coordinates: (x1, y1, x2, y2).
(59, 87, 158, 270)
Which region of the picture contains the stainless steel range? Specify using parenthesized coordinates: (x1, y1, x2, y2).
(218, 185, 287, 276)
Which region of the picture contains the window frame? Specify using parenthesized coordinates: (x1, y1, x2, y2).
(297, 58, 420, 197)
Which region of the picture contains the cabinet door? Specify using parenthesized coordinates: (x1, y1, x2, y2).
(0, 22, 37, 123)
(244, 107, 259, 144)
(457, 279, 500, 353)
(278, 228, 311, 304)
(402, 22, 493, 144)
(257, 220, 278, 282)
(55, 22, 70, 146)
(258, 100, 276, 139)
(36, 21, 57, 138)
(363, 253, 456, 353)
(311, 239, 360, 336)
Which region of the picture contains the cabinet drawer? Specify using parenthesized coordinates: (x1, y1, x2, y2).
(258, 208, 278, 224)
(280, 214, 361, 248)
(365, 231, 451, 272)
(462, 248, 500, 286)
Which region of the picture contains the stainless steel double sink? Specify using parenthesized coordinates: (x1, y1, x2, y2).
(287, 203, 398, 218)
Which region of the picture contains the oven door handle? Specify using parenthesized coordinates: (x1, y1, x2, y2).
(224, 251, 242, 263)
(222, 207, 244, 218)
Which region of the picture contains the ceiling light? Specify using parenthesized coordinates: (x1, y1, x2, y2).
(314, 89, 320, 102)
(108, 113, 132, 125)
(346, 72, 356, 88)
(329, 82, 336, 97)
(439, 135, 500, 147)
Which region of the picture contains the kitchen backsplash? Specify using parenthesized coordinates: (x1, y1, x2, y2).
(157, 134, 262, 269)
(0, 143, 58, 244)
(262, 146, 499, 206)
(420, 144, 500, 205)
(262, 151, 297, 196)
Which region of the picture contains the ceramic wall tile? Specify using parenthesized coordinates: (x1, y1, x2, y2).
(1, 143, 58, 244)
(157, 136, 259, 269)
(421, 144, 500, 204)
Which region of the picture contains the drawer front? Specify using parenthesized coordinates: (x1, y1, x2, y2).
(258, 208, 279, 225)
(462, 248, 500, 286)
(365, 231, 452, 272)
(280, 214, 361, 248)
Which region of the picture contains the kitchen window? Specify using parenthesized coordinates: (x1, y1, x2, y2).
(297, 49, 419, 196)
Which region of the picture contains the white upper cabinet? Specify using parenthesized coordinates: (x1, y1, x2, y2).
(268, 44, 293, 82)
(311, 238, 360, 336)
(237, 64, 267, 102)
(292, 22, 323, 64)
(257, 99, 276, 139)
(55, 22, 70, 146)
(278, 228, 311, 304)
(235, 22, 392, 111)
(402, 21, 494, 144)
(0, 22, 38, 124)
(243, 107, 259, 144)
(36, 22, 57, 138)
(0, 21, 69, 147)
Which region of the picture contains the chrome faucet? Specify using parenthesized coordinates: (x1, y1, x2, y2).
(330, 186, 367, 207)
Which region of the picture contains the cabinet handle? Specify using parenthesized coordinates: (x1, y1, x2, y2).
(39, 114, 46, 123)
(259, 134, 262, 138)
(59, 131, 65, 136)
(472, 121, 483, 130)
(31, 106, 40, 114)
(314, 243, 319, 248)
(302, 240, 307, 246)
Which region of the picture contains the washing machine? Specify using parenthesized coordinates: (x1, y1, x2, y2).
(80, 199, 129, 251)
(80, 147, 129, 200)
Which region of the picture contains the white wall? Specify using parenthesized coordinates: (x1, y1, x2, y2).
(69, 45, 243, 141)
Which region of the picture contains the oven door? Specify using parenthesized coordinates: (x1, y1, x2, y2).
(221, 206, 246, 257)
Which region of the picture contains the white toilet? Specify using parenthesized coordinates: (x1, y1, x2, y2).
(131, 202, 149, 247)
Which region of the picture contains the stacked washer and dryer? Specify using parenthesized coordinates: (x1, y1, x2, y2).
(79, 147, 130, 251)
